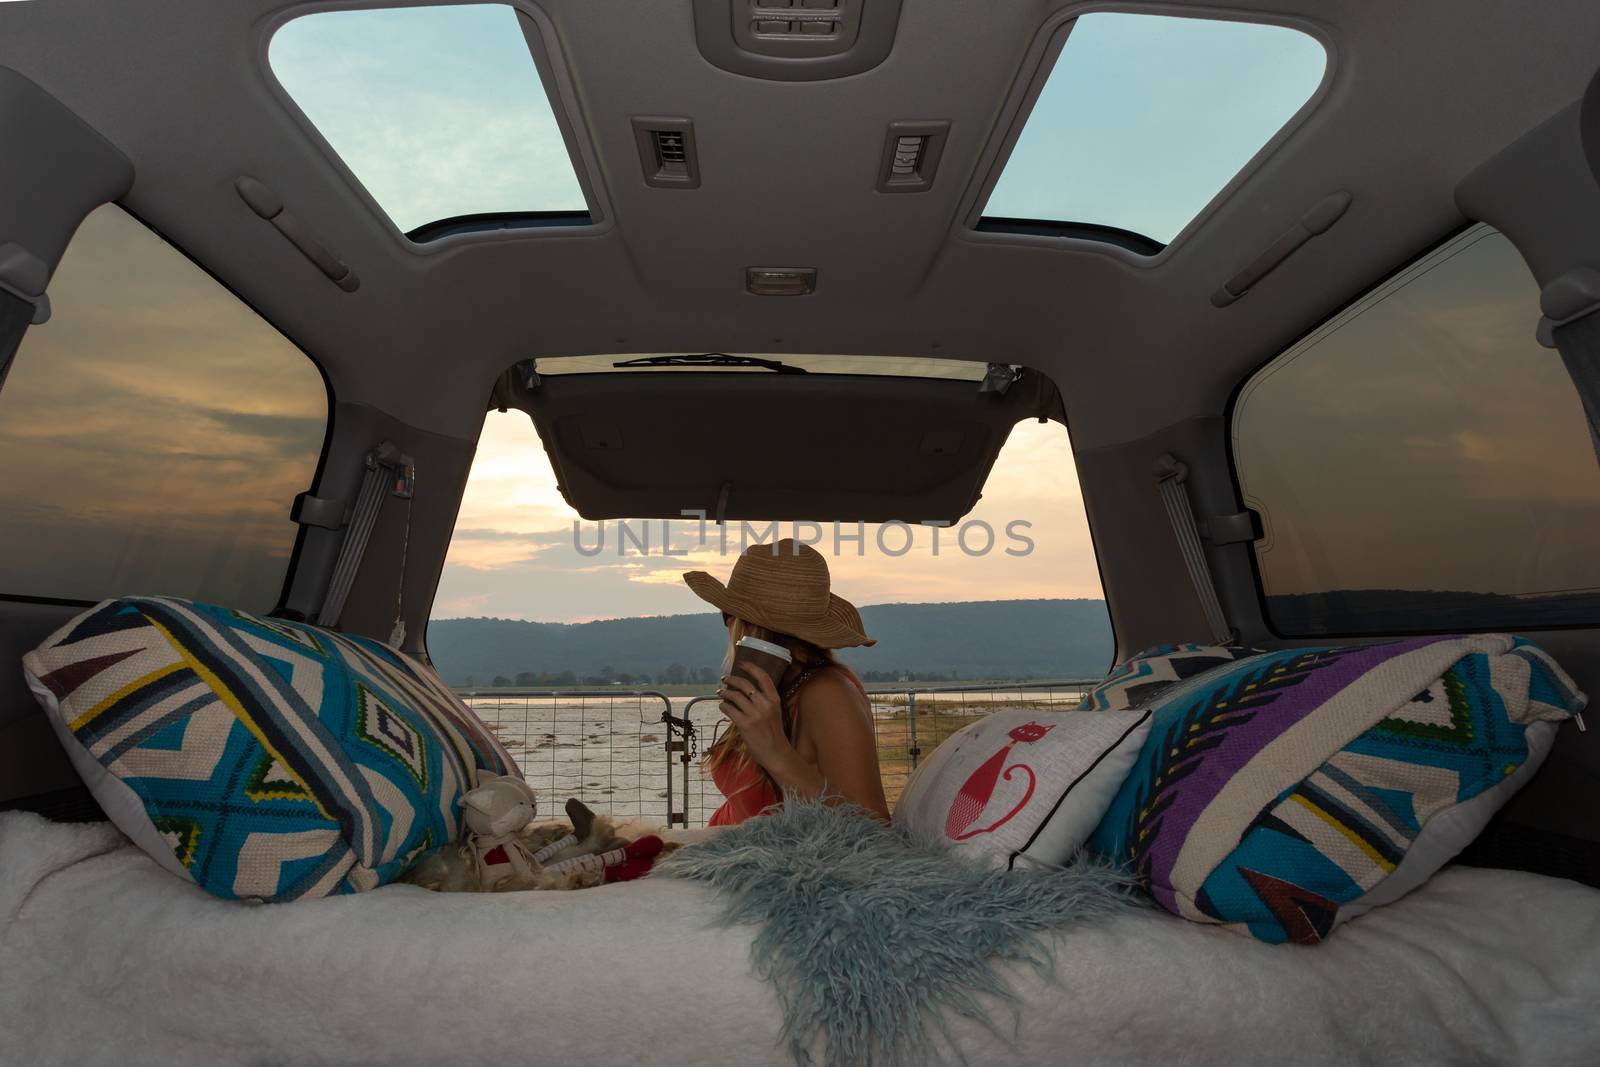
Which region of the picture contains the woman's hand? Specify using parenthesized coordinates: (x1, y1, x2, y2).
(719, 667, 791, 770)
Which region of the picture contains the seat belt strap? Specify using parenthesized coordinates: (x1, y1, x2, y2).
(316, 442, 414, 628)
(1154, 453, 1232, 645)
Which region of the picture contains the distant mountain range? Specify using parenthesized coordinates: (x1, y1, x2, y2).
(428, 588, 1600, 687)
(426, 598, 1114, 687)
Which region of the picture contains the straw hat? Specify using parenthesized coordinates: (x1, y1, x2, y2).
(682, 539, 875, 649)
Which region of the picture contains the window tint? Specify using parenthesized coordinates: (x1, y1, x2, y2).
(983, 13, 1325, 246)
(1233, 225, 1600, 635)
(269, 3, 587, 237)
(0, 205, 328, 609)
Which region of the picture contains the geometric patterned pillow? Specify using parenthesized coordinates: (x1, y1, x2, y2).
(1076, 643, 1263, 711)
(1085, 634, 1585, 944)
(22, 596, 518, 902)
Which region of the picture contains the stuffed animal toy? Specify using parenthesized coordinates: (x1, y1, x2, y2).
(400, 771, 673, 893)
(457, 771, 544, 890)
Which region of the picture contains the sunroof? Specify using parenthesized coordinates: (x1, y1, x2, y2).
(982, 13, 1326, 248)
(269, 3, 587, 239)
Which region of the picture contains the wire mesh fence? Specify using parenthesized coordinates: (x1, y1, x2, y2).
(862, 680, 1099, 809)
(458, 680, 1101, 828)
(458, 689, 682, 825)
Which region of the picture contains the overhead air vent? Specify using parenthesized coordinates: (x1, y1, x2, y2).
(876, 121, 949, 193)
(655, 131, 688, 170)
(631, 117, 700, 189)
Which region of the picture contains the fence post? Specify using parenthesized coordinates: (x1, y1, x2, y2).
(663, 709, 677, 827)
(907, 692, 920, 771)
(679, 717, 693, 826)
(662, 700, 693, 828)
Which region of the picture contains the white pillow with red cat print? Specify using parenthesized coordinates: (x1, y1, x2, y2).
(892, 708, 1151, 870)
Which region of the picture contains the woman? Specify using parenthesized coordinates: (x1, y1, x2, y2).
(682, 538, 890, 825)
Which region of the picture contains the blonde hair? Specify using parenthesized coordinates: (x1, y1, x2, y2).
(702, 617, 839, 782)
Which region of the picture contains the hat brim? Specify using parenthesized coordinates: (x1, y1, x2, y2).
(682, 570, 876, 648)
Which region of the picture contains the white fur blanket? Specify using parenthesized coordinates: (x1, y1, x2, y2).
(2, 812, 1597, 1066)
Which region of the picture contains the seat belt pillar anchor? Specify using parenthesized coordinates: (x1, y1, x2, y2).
(0, 242, 52, 325)
(371, 442, 416, 500)
(1202, 510, 1261, 546)
(1535, 267, 1600, 348)
(291, 492, 348, 531)
(1152, 453, 1188, 483)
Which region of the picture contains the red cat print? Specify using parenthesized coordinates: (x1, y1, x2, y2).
(944, 721, 1054, 841)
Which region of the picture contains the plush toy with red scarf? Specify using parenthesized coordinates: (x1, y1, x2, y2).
(402, 771, 667, 892)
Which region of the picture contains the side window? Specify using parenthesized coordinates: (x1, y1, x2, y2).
(0, 205, 328, 609)
(1233, 225, 1600, 635)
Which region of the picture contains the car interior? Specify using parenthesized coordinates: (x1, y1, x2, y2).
(1, 0, 1598, 1063)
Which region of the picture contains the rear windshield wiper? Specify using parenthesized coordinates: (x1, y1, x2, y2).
(611, 353, 808, 374)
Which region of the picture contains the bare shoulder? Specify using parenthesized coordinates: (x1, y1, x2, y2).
(796, 668, 871, 724)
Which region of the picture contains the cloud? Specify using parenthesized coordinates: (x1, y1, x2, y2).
(1236, 231, 1600, 598)
(0, 206, 326, 608)
(269, 4, 585, 233)
(431, 592, 497, 618)
(449, 527, 568, 543)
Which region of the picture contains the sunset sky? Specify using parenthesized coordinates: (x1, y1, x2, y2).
(430, 413, 1105, 622)
(1235, 228, 1600, 601)
(0, 205, 326, 611)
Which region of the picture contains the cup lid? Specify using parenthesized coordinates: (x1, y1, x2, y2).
(735, 636, 792, 661)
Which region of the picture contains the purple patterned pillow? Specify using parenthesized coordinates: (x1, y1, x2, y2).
(1086, 635, 1584, 943)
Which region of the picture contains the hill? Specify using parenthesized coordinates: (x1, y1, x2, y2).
(426, 598, 1113, 687)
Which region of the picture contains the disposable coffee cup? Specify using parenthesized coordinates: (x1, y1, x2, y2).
(732, 636, 792, 688)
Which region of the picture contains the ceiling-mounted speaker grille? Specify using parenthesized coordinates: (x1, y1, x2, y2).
(890, 135, 924, 176)
(631, 116, 700, 189)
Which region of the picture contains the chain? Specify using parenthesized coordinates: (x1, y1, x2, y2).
(661, 709, 699, 760)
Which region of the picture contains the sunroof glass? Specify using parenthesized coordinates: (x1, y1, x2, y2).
(982, 13, 1326, 248)
(269, 3, 587, 239)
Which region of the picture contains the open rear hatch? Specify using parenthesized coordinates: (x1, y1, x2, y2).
(493, 355, 1063, 522)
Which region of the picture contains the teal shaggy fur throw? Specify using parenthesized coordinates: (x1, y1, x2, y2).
(655, 799, 1141, 1066)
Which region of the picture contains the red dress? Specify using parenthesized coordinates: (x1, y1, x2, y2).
(707, 753, 782, 827)
(707, 664, 864, 827)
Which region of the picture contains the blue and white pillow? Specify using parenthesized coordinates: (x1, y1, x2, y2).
(24, 597, 517, 901)
(1078, 643, 1262, 711)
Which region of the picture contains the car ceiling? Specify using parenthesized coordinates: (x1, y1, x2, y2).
(2, 0, 1599, 453)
